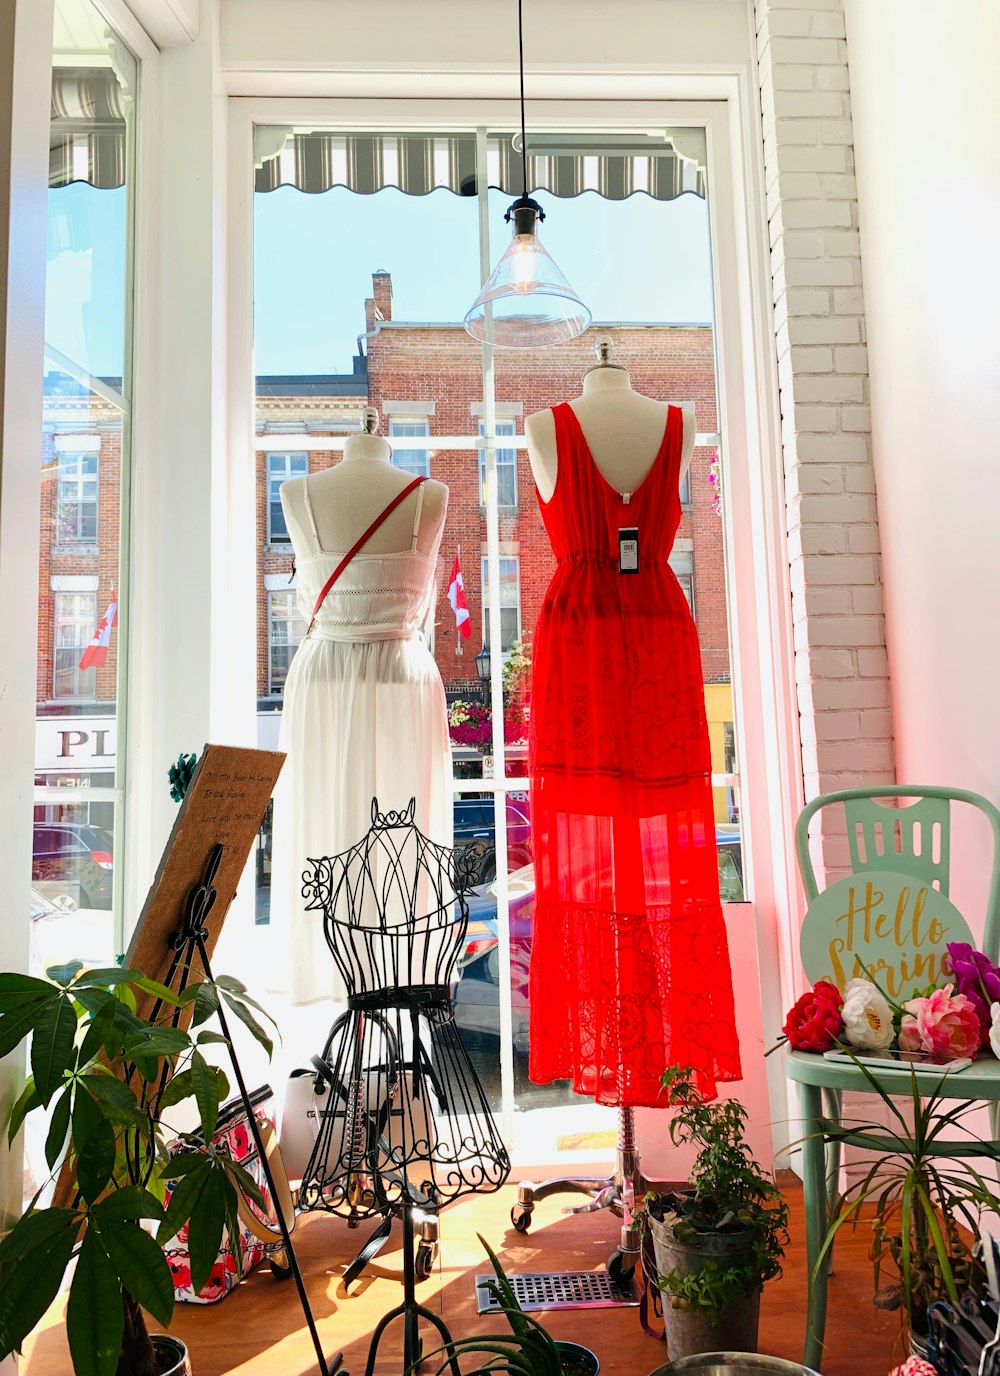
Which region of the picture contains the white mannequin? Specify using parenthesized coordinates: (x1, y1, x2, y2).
(280, 408, 448, 557)
(524, 337, 696, 505)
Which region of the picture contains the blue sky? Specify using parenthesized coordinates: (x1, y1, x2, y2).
(44, 182, 715, 378)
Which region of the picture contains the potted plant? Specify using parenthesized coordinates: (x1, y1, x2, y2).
(418, 1235, 599, 1376)
(816, 1058, 998, 1358)
(641, 1066, 788, 1360)
(0, 959, 274, 1376)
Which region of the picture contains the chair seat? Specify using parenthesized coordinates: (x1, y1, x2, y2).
(785, 1048, 1000, 1098)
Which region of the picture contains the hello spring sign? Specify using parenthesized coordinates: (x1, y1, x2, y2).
(800, 869, 975, 997)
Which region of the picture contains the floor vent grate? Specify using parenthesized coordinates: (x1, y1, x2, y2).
(474, 1269, 638, 1313)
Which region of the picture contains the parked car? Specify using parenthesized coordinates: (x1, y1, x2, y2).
(29, 886, 114, 975)
(452, 830, 745, 1055)
(453, 792, 531, 884)
(31, 822, 114, 909)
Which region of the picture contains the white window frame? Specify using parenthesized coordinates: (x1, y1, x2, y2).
(226, 93, 802, 1164)
(55, 450, 99, 543)
(478, 419, 517, 508)
(52, 590, 98, 701)
(266, 450, 307, 543)
(480, 553, 521, 655)
(388, 417, 430, 477)
(267, 587, 306, 695)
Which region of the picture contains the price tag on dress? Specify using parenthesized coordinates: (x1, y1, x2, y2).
(618, 527, 639, 574)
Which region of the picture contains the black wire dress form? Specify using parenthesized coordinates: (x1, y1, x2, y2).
(298, 799, 510, 1374)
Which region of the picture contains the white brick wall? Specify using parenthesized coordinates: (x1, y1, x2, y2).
(755, 0, 896, 869)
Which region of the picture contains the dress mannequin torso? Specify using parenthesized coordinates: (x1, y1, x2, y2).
(524, 367, 696, 505)
(280, 431, 448, 558)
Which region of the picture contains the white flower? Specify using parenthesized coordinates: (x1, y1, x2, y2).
(990, 1003, 1000, 1060)
(840, 977, 895, 1050)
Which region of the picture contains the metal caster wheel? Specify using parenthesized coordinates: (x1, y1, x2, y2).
(607, 1249, 636, 1292)
(415, 1241, 437, 1280)
(269, 1249, 292, 1279)
(510, 1205, 532, 1233)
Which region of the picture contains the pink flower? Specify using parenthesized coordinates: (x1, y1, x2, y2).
(900, 984, 981, 1058)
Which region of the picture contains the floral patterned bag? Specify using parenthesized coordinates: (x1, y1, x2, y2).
(161, 1085, 277, 1304)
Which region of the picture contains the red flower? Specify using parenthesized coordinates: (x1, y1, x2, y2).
(784, 980, 844, 1052)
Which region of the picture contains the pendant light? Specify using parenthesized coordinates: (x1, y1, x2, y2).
(463, 0, 591, 348)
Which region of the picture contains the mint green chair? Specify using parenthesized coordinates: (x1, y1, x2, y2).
(784, 785, 1000, 1370)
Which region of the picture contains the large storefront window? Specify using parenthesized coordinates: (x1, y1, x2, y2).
(251, 121, 744, 1161)
(32, 0, 137, 974)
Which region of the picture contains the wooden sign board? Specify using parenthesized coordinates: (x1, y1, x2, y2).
(124, 743, 285, 1018)
(800, 868, 975, 998)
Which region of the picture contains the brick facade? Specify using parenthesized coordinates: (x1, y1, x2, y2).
(755, 0, 895, 871)
(255, 271, 731, 707)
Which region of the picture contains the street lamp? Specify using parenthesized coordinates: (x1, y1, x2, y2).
(475, 644, 491, 706)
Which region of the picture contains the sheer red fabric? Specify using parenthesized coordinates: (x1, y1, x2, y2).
(527, 402, 742, 1105)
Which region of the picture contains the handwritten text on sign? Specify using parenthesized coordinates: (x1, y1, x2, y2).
(799, 869, 975, 998)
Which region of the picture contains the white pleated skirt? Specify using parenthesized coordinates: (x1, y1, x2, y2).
(268, 633, 452, 1006)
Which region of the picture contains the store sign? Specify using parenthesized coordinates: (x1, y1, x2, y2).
(800, 869, 974, 998)
(36, 716, 117, 772)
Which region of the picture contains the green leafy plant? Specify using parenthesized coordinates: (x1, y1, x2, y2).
(814, 1057, 996, 1339)
(0, 961, 275, 1376)
(644, 1065, 789, 1321)
(416, 1234, 565, 1376)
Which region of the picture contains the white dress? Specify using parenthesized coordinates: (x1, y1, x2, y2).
(269, 479, 452, 1005)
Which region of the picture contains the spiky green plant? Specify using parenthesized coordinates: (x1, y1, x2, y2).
(813, 1057, 997, 1338)
(415, 1235, 564, 1376)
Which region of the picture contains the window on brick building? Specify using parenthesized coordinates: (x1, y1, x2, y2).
(669, 550, 694, 618)
(267, 452, 308, 542)
(268, 589, 306, 693)
(482, 555, 521, 655)
(679, 468, 691, 508)
(388, 419, 430, 477)
(56, 452, 99, 543)
(53, 592, 97, 700)
(478, 420, 518, 508)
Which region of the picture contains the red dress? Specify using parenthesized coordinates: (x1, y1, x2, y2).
(528, 402, 742, 1105)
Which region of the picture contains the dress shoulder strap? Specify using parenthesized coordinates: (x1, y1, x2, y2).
(301, 476, 322, 551)
(410, 481, 425, 550)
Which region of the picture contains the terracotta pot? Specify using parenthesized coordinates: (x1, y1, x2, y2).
(648, 1214, 761, 1361)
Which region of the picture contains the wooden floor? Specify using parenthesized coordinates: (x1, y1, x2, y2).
(25, 1180, 902, 1376)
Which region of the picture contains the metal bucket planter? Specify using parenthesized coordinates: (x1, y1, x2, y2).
(555, 1340, 600, 1376)
(648, 1356, 821, 1376)
(152, 1335, 192, 1376)
(648, 1214, 761, 1360)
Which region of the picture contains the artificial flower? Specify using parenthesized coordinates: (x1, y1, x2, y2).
(888, 1359, 937, 1376)
(840, 977, 895, 1050)
(990, 1002, 1000, 1060)
(783, 980, 844, 1052)
(944, 940, 1000, 1043)
(899, 983, 981, 1059)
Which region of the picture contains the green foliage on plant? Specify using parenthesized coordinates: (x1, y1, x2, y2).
(646, 1065, 789, 1320)
(501, 639, 531, 698)
(415, 1234, 564, 1376)
(0, 962, 275, 1376)
(814, 1056, 996, 1338)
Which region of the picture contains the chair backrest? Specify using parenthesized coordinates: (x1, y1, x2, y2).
(796, 785, 1000, 966)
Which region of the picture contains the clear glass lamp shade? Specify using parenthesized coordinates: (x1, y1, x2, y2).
(464, 222, 591, 349)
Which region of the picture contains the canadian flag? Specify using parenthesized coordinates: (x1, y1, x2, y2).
(448, 553, 472, 642)
(79, 592, 118, 671)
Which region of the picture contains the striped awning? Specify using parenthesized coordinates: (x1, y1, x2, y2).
(50, 67, 131, 190)
(254, 128, 707, 201)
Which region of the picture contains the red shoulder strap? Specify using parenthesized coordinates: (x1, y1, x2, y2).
(307, 476, 426, 634)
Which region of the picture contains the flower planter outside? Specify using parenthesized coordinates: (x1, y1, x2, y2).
(648, 1215, 761, 1360)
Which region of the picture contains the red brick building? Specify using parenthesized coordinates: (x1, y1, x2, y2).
(255, 270, 731, 706)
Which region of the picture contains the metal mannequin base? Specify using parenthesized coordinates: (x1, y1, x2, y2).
(509, 1105, 644, 1290)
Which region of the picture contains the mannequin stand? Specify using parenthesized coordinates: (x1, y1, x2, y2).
(510, 1105, 644, 1288)
(362, 1205, 460, 1376)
